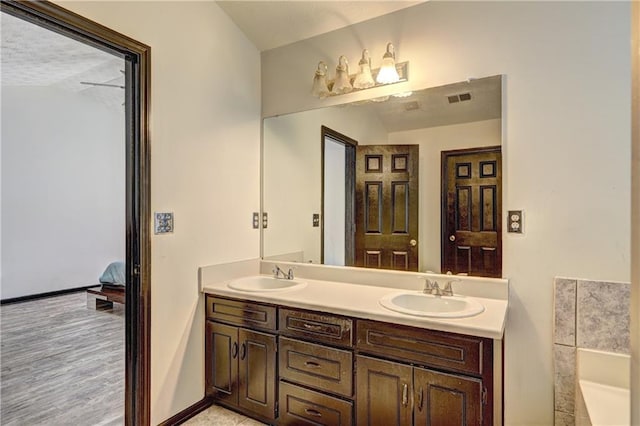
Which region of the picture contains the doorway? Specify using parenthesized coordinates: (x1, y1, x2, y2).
(0, 1, 151, 424)
(441, 146, 502, 277)
(321, 126, 356, 266)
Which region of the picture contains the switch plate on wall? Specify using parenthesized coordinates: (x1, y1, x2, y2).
(508, 210, 523, 233)
(252, 212, 259, 229)
(313, 214, 320, 227)
(154, 212, 174, 234)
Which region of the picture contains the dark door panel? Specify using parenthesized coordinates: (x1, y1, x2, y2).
(356, 145, 419, 271)
(442, 147, 502, 277)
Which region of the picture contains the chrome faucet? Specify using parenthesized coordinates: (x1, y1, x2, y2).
(418, 276, 459, 296)
(272, 265, 294, 280)
(420, 277, 436, 294)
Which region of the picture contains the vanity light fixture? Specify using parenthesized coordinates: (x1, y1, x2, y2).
(311, 42, 408, 99)
(331, 55, 353, 95)
(311, 61, 330, 98)
(353, 49, 375, 89)
(376, 43, 400, 84)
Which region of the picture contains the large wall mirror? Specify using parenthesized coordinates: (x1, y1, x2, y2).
(263, 75, 503, 277)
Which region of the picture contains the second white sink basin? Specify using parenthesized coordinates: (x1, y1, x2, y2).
(379, 291, 485, 318)
(228, 275, 307, 292)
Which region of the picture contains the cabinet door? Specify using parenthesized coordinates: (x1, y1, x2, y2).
(356, 355, 412, 426)
(206, 321, 239, 405)
(238, 328, 277, 420)
(413, 367, 483, 426)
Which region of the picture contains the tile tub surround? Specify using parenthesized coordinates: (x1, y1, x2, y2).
(553, 277, 631, 426)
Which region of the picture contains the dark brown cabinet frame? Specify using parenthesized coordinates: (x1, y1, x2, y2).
(0, 2, 152, 424)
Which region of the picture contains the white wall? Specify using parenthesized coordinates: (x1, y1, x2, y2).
(57, 1, 262, 423)
(388, 119, 501, 273)
(263, 106, 387, 263)
(262, 2, 631, 424)
(1, 86, 125, 299)
(631, 3, 639, 424)
(323, 138, 345, 266)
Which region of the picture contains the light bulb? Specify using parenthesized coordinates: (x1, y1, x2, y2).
(353, 49, 375, 89)
(331, 55, 353, 95)
(311, 61, 330, 98)
(376, 43, 400, 84)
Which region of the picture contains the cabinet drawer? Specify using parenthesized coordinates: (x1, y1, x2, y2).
(206, 296, 276, 332)
(356, 320, 490, 376)
(279, 337, 353, 398)
(279, 308, 353, 348)
(278, 381, 353, 426)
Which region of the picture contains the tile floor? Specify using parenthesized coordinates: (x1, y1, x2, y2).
(184, 404, 265, 425)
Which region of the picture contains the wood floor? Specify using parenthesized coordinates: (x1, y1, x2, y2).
(0, 291, 124, 425)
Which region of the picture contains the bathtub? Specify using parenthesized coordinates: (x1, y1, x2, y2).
(577, 348, 631, 426)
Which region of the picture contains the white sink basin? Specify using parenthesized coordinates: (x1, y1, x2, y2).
(227, 276, 307, 292)
(379, 291, 485, 318)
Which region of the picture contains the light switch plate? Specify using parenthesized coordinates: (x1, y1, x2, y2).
(313, 214, 320, 227)
(252, 212, 259, 229)
(508, 210, 523, 233)
(154, 212, 174, 234)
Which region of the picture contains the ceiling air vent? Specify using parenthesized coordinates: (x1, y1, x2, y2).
(403, 101, 420, 111)
(447, 92, 472, 103)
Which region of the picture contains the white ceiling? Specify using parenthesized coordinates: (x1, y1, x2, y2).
(216, 1, 424, 51)
(1, 12, 125, 108)
(363, 75, 502, 132)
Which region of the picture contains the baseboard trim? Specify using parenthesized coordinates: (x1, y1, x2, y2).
(1, 285, 100, 305)
(158, 396, 213, 426)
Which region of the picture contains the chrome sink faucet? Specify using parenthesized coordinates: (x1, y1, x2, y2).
(272, 265, 294, 280)
(418, 276, 460, 296)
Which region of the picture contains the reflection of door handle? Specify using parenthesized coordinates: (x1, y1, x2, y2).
(449, 235, 456, 242)
(410, 239, 417, 247)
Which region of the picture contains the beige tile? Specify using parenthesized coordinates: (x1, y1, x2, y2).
(184, 405, 266, 426)
(555, 278, 577, 346)
(555, 410, 575, 426)
(576, 280, 630, 353)
(554, 344, 576, 414)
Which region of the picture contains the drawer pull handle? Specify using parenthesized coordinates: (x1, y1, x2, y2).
(240, 343, 247, 360)
(232, 342, 238, 359)
(304, 360, 321, 368)
(305, 408, 322, 417)
(402, 383, 408, 407)
(303, 323, 324, 331)
(417, 387, 424, 411)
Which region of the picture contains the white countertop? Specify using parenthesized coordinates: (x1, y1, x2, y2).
(202, 275, 507, 339)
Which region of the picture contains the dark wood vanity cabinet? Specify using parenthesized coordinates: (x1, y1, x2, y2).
(205, 297, 277, 422)
(204, 295, 495, 426)
(356, 319, 492, 426)
(356, 355, 483, 426)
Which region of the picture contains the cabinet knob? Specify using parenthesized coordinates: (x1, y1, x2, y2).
(449, 235, 456, 242)
(410, 239, 417, 247)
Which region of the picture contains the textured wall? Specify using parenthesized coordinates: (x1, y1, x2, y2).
(1, 86, 125, 299)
